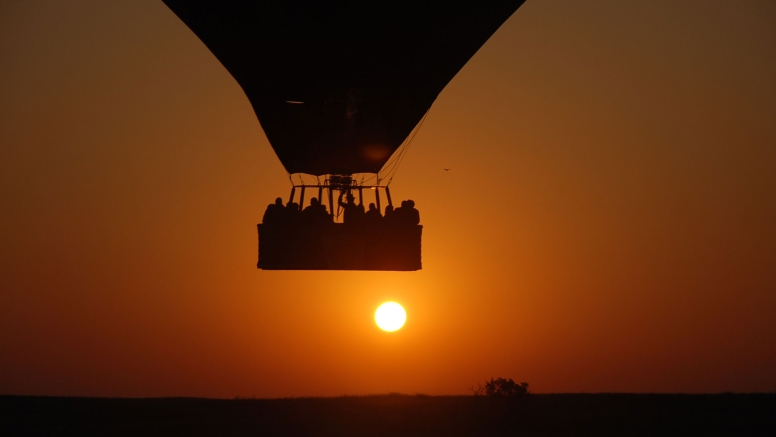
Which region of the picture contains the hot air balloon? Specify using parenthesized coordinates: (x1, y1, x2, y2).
(163, 0, 525, 270)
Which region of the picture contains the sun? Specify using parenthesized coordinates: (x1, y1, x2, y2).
(374, 302, 406, 332)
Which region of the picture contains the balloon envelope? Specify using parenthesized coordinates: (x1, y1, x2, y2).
(163, 0, 525, 176)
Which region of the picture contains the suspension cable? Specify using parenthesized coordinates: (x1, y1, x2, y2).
(379, 109, 429, 185)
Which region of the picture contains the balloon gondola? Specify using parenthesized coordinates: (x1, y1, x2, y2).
(162, 0, 526, 271)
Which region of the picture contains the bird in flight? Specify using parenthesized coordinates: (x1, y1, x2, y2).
(444, 168, 451, 172)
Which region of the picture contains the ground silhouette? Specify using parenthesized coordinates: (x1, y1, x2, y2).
(3, 393, 774, 436)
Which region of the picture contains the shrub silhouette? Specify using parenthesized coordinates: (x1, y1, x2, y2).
(471, 378, 529, 397)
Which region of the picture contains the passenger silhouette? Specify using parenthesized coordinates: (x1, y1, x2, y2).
(383, 204, 395, 223)
(284, 201, 300, 224)
(301, 197, 316, 222)
(394, 200, 420, 225)
(394, 200, 408, 224)
(319, 203, 331, 223)
(365, 202, 382, 224)
(263, 197, 284, 224)
(302, 197, 330, 225)
(405, 199, 420, 225)
(314, 198, 331, 223)
(338, 192, 364, 225)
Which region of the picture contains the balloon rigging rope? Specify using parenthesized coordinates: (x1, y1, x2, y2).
(377, 123, 418, 183)
(376, 109, 430, 186)
(370, 128, 413, 185)
(386, 110, 428, 184)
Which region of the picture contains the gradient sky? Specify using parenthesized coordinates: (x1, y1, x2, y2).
(2, 0, 775, 397)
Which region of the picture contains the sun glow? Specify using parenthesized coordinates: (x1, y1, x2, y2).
(374, 302, 406, 332)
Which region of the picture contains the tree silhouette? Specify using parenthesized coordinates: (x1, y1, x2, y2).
(471, 378, 530, 397)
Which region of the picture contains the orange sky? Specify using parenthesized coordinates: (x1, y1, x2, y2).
(1, 0, 775, 397)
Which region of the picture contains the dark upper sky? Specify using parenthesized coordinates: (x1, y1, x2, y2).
(1, 0, 775, 397)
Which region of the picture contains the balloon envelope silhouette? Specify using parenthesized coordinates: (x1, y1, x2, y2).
(163, 0, 526, 175)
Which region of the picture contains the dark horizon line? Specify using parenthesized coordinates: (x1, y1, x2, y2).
(3, 391, 774, 400)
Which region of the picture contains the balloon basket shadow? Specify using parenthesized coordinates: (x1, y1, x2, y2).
(257, 224, 422, 271)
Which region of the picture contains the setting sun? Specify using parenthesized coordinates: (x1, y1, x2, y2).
(374, 302, 406, 332)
